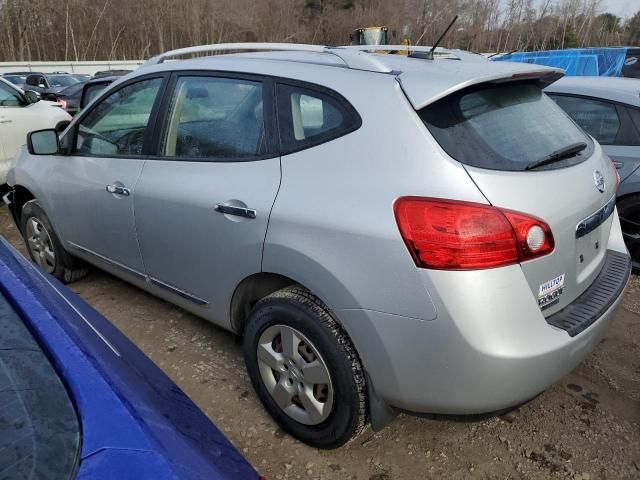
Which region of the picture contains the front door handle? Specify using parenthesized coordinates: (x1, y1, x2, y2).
(0, 119, 11, 124)
(106, 184, 130, 196)
(214, 203, 256, 219)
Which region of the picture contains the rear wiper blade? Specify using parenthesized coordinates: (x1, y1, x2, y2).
(525, 142, 587, 171)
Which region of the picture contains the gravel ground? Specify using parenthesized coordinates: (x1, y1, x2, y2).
(1, 207, 638, 479)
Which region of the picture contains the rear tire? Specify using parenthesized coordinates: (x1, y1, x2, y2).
(243, 286, 368, 448)
(20, 199, 89, 283)
(618, 194, 640, 274)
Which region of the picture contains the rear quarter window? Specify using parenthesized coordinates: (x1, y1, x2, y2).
(276, 83, 361, 154)
(420, 82, 593, 171)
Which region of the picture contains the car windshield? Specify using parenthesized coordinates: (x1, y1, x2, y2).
(60, 82, 85, 97)
(0, 291, 81, 477)
(3, 75, 25, 85)
(47, 75, 81, 88)
(419, 82, 592, 171)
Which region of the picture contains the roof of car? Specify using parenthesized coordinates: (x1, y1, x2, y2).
(136, 44, 561, 109)
(544, 76, 640, 106)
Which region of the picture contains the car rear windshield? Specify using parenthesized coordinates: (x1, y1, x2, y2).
(419, 82, 593, 171)
(0, 292, 80, 478)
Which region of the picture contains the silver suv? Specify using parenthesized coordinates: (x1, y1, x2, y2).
(6, 44, 631, 448)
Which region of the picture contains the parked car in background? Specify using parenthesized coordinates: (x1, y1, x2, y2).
(57, 76, 118, 116)
(545, 76, 640, 273)
(23, 72, 83, 100)
(94, 68, 132, 78)
(493, 47, 640, 78)
(0, 235, 259, 479)
(1, 71, 31, 89)
(6, 43, 631, 448)
(72, 73, 93, 82)
(0, 77, 70, 188)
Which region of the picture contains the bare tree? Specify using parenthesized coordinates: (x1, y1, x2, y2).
(0, 0, 636, 61)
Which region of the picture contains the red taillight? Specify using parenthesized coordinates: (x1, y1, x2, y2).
(394, 197, 554, 270)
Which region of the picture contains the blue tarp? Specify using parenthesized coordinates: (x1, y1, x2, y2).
(493, 48, 628, 77)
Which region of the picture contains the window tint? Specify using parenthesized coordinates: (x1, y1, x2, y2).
(277, 83, 359, 152)
(420, 83, 592, 171)
(550, 95, 620, 144)
(627, 107, 640, 141)
(0, 81, 24, 107)
(162, 76, 266, 160)
(74, 77, 162, 156)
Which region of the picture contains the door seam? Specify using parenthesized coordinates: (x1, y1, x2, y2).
(131, 159, 149, 275)
(260, 156, 283, 271)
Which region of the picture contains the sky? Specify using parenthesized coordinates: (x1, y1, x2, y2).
(601, 0, 639, 18)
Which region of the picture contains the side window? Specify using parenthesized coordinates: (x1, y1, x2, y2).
(276, 83, 360, 152)
(626, 107, 640, 144)
(74, 78, 162, 157)
(549, 94, 620, 145)
(161, 76, 266, 160)
(0, 82, 25, 107)
(25, 75, 38, 87)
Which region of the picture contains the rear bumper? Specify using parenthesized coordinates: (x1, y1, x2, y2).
(338, 250, 630, 415)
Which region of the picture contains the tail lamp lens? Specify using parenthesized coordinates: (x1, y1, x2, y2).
(394, 197, 554, 270)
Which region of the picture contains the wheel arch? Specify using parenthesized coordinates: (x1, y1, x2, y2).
(229, 265, 358, 336)
(10, 185, 36, 226)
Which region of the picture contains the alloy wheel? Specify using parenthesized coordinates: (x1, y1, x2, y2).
(257, 324, 334, 425)
(25, 217, 56, 273)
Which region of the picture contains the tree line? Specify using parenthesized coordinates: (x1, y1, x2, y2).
(0, 0, 638, 62)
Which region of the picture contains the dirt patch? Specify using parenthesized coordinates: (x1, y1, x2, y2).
(2, 207, 638, 479)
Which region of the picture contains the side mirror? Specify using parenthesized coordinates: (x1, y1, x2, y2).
(24, 90, 41, 104)
(27, 129, 60, 155)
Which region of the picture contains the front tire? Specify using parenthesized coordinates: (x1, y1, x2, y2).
(243, 286, 368, 448)
(20, 199, 88, 283)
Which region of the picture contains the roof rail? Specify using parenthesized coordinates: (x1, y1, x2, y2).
(144, 43, 393, 73)
(340, 45, 486, 61)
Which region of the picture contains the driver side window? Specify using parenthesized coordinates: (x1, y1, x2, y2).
(0, 82, 25, 107)
(74, 78, 162, 157)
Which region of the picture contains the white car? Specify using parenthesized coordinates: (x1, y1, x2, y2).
(0, 78, 71, 186)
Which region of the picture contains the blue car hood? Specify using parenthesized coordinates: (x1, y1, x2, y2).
(0, 237, 258, 480)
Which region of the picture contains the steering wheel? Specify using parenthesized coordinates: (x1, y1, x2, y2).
(116, 130, 146, 155)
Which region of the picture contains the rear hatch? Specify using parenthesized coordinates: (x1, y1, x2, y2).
(410, 74, 618, 315)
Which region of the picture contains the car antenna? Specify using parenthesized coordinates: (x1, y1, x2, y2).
(422, 15, 458, 60)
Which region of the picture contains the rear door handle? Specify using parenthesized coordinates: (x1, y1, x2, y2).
(0, 119, 11, 124)
(106, 184, 130, 196)
(214, 203, 256, 219)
